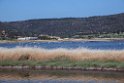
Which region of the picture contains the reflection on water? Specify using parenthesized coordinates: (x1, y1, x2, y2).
(0, 69, 124, 83)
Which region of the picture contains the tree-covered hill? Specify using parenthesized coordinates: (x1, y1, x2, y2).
(0, 13, 124, 38)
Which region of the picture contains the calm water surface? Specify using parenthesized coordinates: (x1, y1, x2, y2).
(0, 41, 124, 50)
(0, 70, 124, 83)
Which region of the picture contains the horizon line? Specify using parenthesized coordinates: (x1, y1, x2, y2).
(1, 12, 124, 23)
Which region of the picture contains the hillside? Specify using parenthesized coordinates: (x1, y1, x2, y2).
(0, 13, 124, 38)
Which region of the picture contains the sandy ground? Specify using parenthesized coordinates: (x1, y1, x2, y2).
(0, 38, 124, 43)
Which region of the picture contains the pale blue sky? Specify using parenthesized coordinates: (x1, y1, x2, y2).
(0, 0, 124, 22)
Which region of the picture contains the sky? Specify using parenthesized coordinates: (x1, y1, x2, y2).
(0, 0, 124, 22)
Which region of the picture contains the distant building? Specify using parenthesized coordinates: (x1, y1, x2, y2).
(57, 38, 63, 41)
(39, 34, 61, 40)
(64, 38, 69, 40)
(17, 37, 38, 40)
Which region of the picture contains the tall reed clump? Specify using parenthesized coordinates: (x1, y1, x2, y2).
(0, 47, 124, 62)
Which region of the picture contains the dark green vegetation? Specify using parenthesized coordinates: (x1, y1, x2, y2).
(1, 56, 124, 68)
(74, 32, 124, 39)
(38, 35, 58, 40)
(0, 13, 124, 38)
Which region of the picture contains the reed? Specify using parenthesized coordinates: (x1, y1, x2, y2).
(0, 47, 124, 62)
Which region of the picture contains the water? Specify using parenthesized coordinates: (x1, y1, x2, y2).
(0, 41, 124, 50)
(0, 70, 124, 83)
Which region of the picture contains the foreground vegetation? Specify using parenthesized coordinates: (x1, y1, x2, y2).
(0, 47, 124, 68)
(1, 58, 124, 68)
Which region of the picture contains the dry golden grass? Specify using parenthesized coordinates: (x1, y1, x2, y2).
(0, 47, 124, 62)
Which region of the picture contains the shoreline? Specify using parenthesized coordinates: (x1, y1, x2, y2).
(0, 38, 124, 43)
(0, 66, 124, 72)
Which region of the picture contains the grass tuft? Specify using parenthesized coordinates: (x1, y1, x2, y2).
(0, 47, 124, 68)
